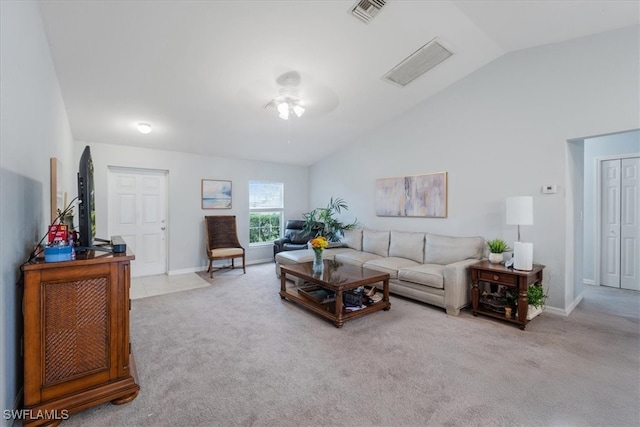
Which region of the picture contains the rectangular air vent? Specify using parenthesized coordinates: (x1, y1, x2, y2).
(351, 0, 386, 23)
(383, 38, 454, 87)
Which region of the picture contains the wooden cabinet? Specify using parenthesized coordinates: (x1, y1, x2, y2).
(22, 251, 140, 426)
(470, 261, 545, 330)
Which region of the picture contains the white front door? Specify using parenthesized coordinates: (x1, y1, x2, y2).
(108, 167, 168, 277)
(600, 157, 640, 290)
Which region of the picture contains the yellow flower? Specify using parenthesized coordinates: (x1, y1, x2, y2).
(310, 236, 328, 250)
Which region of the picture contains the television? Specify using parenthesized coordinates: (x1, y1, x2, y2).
(77, 145, 96, 249)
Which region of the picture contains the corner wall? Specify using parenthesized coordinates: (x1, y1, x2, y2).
(0, 1, 74, 422)
(310, 26, 640, 313)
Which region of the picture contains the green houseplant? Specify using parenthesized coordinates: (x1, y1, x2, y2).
(527, 284, 548, 309)
(486, 238, 510, 264)
(487, 238, 510, 254)
(503, 284, 547, 320)
(303, 197, 358, 242)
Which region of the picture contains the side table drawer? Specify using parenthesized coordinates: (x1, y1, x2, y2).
(478, 270, 517, 286)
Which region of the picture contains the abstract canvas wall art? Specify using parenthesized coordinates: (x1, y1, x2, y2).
(375, 172, 447, 217)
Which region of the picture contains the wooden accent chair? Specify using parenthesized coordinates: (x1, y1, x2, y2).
(204, 215, 246, 278)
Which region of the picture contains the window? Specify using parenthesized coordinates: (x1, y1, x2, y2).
(249, 181, 284, 245)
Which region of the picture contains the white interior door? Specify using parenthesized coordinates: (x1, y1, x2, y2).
(620, 157, 639, 290)
(600, 157, 640, 290)
(601, 159, 621, 287)
(108, 167, 168, 277)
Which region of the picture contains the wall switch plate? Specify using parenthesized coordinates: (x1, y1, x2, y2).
(542, 185, 557, 194)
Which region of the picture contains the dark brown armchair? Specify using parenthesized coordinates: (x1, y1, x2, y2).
(204, 215, 246, 278)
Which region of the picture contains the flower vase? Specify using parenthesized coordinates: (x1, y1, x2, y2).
(312, 249, 324, 275)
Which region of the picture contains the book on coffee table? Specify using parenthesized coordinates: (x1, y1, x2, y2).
(298, 285, 336, 304)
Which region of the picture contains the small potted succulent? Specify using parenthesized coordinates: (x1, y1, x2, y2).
(486, 238, 511, 264)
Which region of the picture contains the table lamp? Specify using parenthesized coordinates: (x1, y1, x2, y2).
(506, 196, 533, 271)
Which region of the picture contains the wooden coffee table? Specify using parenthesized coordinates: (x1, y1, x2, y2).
(280, 260, 390, 328)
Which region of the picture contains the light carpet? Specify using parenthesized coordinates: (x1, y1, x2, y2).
(59, 263, 639, 427)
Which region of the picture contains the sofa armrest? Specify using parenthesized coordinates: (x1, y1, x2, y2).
(443, 258, 482, 315)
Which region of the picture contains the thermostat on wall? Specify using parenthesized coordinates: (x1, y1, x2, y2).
(542, 185, 557, 194)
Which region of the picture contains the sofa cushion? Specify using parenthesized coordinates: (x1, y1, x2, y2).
(342, 228, 363, 251)
(424, 233, 484, 265)
(389, 231, 425, 263)
(335, 251, 382, 267)
(364, 257, 420, 279)
(362, 229, 390, 257)
(398, 264, 445, 289)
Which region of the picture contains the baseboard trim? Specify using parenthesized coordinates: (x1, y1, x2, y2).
(168, 260, 273, 276)
(583, 279, 595, 286)
(544, 291, 584, 317)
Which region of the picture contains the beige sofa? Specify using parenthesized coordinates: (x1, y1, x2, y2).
(275, 228, 486, 315)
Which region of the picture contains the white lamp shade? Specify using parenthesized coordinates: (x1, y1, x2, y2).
(506, 196, 533, 225)
(513, 242, 534, 271)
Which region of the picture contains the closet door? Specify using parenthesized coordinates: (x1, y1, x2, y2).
(601, 160, 621, 288)
(620, 157, 639, 290)
(601, 157, 640, 290)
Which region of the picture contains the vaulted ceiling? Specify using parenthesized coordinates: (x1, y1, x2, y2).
(38, 1, 639, 166)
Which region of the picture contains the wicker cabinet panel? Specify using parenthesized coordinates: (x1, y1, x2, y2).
(43, 277, 109, 385)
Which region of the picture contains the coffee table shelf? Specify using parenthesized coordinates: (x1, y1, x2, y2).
(280, 260, 390, 328)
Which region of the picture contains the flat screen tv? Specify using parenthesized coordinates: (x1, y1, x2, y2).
(77, 145, 96, 249)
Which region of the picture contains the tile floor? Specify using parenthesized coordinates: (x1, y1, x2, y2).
(130, 272, 211, 299)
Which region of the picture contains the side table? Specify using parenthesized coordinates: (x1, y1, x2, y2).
(470, 261, 545, 330)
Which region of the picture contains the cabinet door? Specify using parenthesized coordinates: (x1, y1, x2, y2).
(24, 263, 116, 404)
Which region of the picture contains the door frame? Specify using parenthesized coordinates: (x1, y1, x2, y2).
(593, 152, 640, 287)
(107, 166, 169, 276)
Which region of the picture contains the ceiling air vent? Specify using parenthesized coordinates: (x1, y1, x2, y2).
(351, 0, 386, 23)
(383, 38, 454, 87)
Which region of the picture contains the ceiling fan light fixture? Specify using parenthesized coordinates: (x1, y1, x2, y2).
(275, 99, 305, 120)
(277, 102, 290, 120)
(292, 104, 305, 118)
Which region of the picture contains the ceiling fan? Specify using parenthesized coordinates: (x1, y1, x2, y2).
(264, 71, 306, 120)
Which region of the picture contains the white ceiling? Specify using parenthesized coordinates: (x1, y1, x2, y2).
(37, 0, 639, 166)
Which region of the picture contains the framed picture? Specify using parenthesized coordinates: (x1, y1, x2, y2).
(201, 179, 232, 209)
(375, 171, 447, 218)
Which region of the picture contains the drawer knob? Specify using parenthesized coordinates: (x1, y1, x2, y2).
(493, 275, 499, 281)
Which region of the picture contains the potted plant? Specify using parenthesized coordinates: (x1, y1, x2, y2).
(526, 284, 548, 320)
(303, 197, 358, 243)
(486, 238, 510, 264)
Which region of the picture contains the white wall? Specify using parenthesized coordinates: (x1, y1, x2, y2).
(582, 130, 640, 283)
(0, 1, 74, 421)
(310, 26, 640, 314)
(80, 142, 310, 273)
